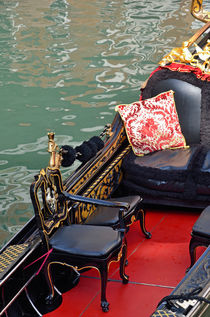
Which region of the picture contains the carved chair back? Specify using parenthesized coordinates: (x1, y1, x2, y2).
(30, 167, 69, 249)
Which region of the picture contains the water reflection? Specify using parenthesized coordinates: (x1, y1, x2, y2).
(0, 0, 198, 248)
(1, 0, 196, 90)
(0, 165, 33, 246)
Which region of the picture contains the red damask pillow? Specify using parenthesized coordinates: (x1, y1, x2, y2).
(115, 90, 186, 156)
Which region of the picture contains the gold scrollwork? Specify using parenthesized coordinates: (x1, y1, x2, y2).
(78, 163, 122, 222)
(74, 146, 131, 223)
(159, 21, 210, 74)
(191, 0, 210, 23)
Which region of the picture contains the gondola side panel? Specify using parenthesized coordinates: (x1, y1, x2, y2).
(62, 114, 130, 223)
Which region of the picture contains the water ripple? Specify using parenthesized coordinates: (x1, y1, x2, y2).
(0, 165, 34, 248)
(0, 134, 74, 155)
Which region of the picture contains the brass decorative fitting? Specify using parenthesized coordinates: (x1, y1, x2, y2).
(48, 132, 62, 168)
(100, 124, 113, 138)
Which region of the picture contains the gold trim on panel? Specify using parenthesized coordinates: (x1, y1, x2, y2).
(73, 145, 131, 223)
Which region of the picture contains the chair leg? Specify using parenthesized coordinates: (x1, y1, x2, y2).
(138, 208, 152, 239)
(44, 262, 55, 304)
(99, 264, 109, 312)
(120, 240, 129, 284)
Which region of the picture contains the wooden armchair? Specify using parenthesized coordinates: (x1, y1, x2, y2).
(30, 167, 129, 312)
(84, 195, 151, 239)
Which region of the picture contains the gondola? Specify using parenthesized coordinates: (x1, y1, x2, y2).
(0, 1, 210, 316)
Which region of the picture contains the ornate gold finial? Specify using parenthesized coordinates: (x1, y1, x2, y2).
(48, 132, 62, 168)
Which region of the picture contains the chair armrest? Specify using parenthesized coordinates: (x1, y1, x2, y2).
(61, 191, 130, 210)
(61, 191, 129, 231)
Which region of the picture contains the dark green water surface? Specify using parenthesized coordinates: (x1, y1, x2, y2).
(0, 0, 201, 247)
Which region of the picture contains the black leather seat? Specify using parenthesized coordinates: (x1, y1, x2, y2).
(50, 224, 122, 257)
(85, 195, 151, 239)
(122, 146, 200, 200)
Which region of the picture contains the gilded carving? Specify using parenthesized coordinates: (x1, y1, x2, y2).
(73, 145, 131, 223)
(159, 22, 210, 74)
(191, 0, 210, 23)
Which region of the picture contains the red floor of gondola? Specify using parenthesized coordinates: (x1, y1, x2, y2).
(44, 208, 204, 317)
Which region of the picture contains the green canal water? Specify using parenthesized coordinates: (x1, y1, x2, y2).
(0, 0, 202, 248)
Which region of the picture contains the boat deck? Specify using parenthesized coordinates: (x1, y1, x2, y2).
(44, 207, 204, 317)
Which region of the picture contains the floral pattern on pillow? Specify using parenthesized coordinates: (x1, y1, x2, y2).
(115, 90, 186, 156)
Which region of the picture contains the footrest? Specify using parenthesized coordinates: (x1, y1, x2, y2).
(0, 243, 30, 280)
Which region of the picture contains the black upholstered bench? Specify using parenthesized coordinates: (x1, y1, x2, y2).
(119, 67, 210, 209)
(189, 205, 210, 269)
(121, 145, 210, 208)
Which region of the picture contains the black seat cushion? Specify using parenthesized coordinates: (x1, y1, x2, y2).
(122, 145, 210, 203)
(85, 196, 141, 226)
(122, 146, 200, 198)
(192, 206, 210, 238)
(50, 224, 122, 257)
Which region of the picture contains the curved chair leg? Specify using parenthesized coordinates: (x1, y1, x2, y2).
(138, 208, 152, 239)
(99, 264, 109, 312)
(44, 262, 56, 304)
(120, 241, 129, 284)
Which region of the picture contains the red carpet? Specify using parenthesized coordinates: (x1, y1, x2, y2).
(45, 208, 203, 317)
